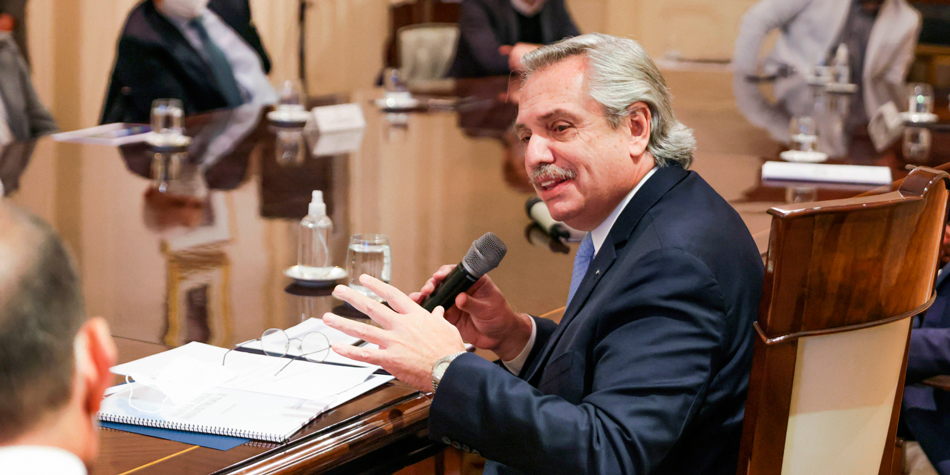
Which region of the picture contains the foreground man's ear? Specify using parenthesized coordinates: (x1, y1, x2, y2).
(76, 317, 117, 417)
(626, 102, 652, 159)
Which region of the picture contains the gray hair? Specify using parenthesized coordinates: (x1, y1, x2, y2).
(521, 33, 695, 169)
(0, 203, 85, 442)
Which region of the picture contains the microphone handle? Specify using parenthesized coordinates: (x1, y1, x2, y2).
(421, 263, 479, 312)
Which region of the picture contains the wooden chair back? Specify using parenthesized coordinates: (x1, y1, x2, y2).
(738, 166, 950, 475)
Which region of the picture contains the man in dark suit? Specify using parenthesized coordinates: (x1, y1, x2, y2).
(448, 0, 579, 78)
(101, 0, 273, 124)
(323, 33, 764, 475)
(900, 257, 950, 475)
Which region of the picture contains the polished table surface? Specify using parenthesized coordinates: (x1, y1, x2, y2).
(3, 68, 948, 474)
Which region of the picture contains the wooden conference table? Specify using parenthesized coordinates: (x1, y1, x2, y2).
(2, 69, 947, 474)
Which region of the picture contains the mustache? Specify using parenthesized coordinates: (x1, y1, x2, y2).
(530, 164, 577, 185)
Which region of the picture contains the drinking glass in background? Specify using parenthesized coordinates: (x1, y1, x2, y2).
(904, 127, 932, 163)
(277, 79, 305, 111)
(346, 234, 392, 301)
(789, 116, 818, 153)
(150, 98, 184, 146)
(907, 83, 934, 117)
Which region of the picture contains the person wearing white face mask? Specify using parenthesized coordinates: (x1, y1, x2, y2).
(100, 0, 275, 124)
(447, 0, 580, 78)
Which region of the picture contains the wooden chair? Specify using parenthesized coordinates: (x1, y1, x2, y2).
(738, 166, 950, 475)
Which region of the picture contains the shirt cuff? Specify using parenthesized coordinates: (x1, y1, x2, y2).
(502, 316, 537, 375)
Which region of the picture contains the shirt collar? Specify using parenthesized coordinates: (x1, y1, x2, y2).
(590, 167, 658, 254)
(0, 445, 87, 474)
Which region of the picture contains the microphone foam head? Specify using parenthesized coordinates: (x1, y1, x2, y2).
(462, 233, 507, 278)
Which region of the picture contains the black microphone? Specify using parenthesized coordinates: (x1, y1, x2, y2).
(421, 233, 507, 312)
(525, 197, 585, 242)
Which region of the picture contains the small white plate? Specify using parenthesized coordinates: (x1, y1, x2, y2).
(900, 112, 939, 124)
(267, 109, 312, 128)
(284, 265, 347, 286)
(780, 150, 829, 163)
(825, 82, 857, 94)
(374, 97, 421, 111)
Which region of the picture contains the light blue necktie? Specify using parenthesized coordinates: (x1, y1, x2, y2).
(567, 233, 594, 306)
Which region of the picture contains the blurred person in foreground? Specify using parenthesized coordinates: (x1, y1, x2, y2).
(733, 0, 921, 127)
(0, 8, 57, 144)
(324, 33, 764, 475)
(448, 0, 579, 78)
(0, 202, 118, 473)
(101, 0, 275, 124)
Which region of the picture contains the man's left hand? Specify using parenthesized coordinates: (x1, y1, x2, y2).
(323, 274, 467, 392)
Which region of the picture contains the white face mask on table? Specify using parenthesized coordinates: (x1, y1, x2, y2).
(158, 0, 209, 20)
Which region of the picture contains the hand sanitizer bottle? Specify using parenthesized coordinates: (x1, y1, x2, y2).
(298, 191, 333, 272)
(832, 43, 850, 84)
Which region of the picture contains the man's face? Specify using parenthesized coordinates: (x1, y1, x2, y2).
(516, 56, 643, 231)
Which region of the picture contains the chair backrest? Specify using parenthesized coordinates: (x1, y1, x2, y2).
(397, 23, 459, 82)
(737, 167, 950, 475)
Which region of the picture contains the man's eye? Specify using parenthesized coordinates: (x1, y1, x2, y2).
(553, 124, 571, 133)
(520, 135, 531, 144)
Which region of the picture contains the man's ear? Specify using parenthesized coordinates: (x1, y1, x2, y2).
(626, 102, 652, 159)
(76, 317, 117, 416)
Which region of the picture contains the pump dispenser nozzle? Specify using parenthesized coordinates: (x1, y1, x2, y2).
(309, 190, 326, 217)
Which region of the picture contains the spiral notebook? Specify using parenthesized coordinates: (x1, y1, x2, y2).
(99, 383, 329, 443)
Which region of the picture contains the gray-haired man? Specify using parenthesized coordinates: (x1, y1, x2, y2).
(324, 33, 764, 475)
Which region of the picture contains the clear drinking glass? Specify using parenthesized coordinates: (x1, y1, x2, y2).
(346, 234, 392, 301)
(150, 98, 184, 146)
(789, 116, 818, 153)
(277, 79, 305, 111)
(904, 127, 932, 163)
(907, 83, 934, 116)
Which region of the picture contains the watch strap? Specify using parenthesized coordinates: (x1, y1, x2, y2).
(431, 350, 467, 393)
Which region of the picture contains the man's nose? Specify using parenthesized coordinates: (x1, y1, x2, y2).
(524, 135, 554, 170)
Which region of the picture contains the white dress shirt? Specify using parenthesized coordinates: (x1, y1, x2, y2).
(503, 167, 659, 374)
(0, 445, 87, 475)
(167, 9, 277, 106)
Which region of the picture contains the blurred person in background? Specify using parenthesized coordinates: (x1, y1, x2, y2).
(101, 0, 275, 124)
(0, 202, 118, 474)
(0, 7, 57, 145)
(734, 0, 921, 124)
(448, 0, 579, 78)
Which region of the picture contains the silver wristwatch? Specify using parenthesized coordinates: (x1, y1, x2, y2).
(431, 351, 467, 393)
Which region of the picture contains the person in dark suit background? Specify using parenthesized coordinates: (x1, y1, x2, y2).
(101, 0, 275, 124)
(900, 245, 950, 475)
(448, 0, 579, 78)
(322, 33, 764, 475)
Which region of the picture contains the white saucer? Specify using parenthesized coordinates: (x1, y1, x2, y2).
(825, 82, 857, 94)
(780, 150, 829, 163)
(900, 112, 939, 124)
(146, 133, 191, 152)
(374, 97, 421, 111)
(284, 265, 347, 286)
(267, 109, 312, 128)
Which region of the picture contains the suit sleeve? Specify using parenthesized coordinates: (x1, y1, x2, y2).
(107, 37, 192, 123)
(12, 40, 56, 137)
(429, 248, 728, 475)
(907, 327, 950, 385)
(733, 0, 811, 74)
(456, 0, 511, 76)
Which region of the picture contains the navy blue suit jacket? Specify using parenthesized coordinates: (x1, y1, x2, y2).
(447, 0, 579, 78)
(902, 263, 950, 475)
(100, 0, 271, 124)
(429, 166, 764, 475)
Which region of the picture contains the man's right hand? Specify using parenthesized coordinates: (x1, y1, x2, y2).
(410, 265, 533, 361)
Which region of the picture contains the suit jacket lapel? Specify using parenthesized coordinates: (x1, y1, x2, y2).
(523, 166, 690, 383)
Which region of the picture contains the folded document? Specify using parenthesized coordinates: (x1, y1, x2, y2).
(761, 162, 893, 186)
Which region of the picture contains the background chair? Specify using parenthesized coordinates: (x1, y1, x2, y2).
(737, 167, 950, 475)
(397, 23, 459, 83)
